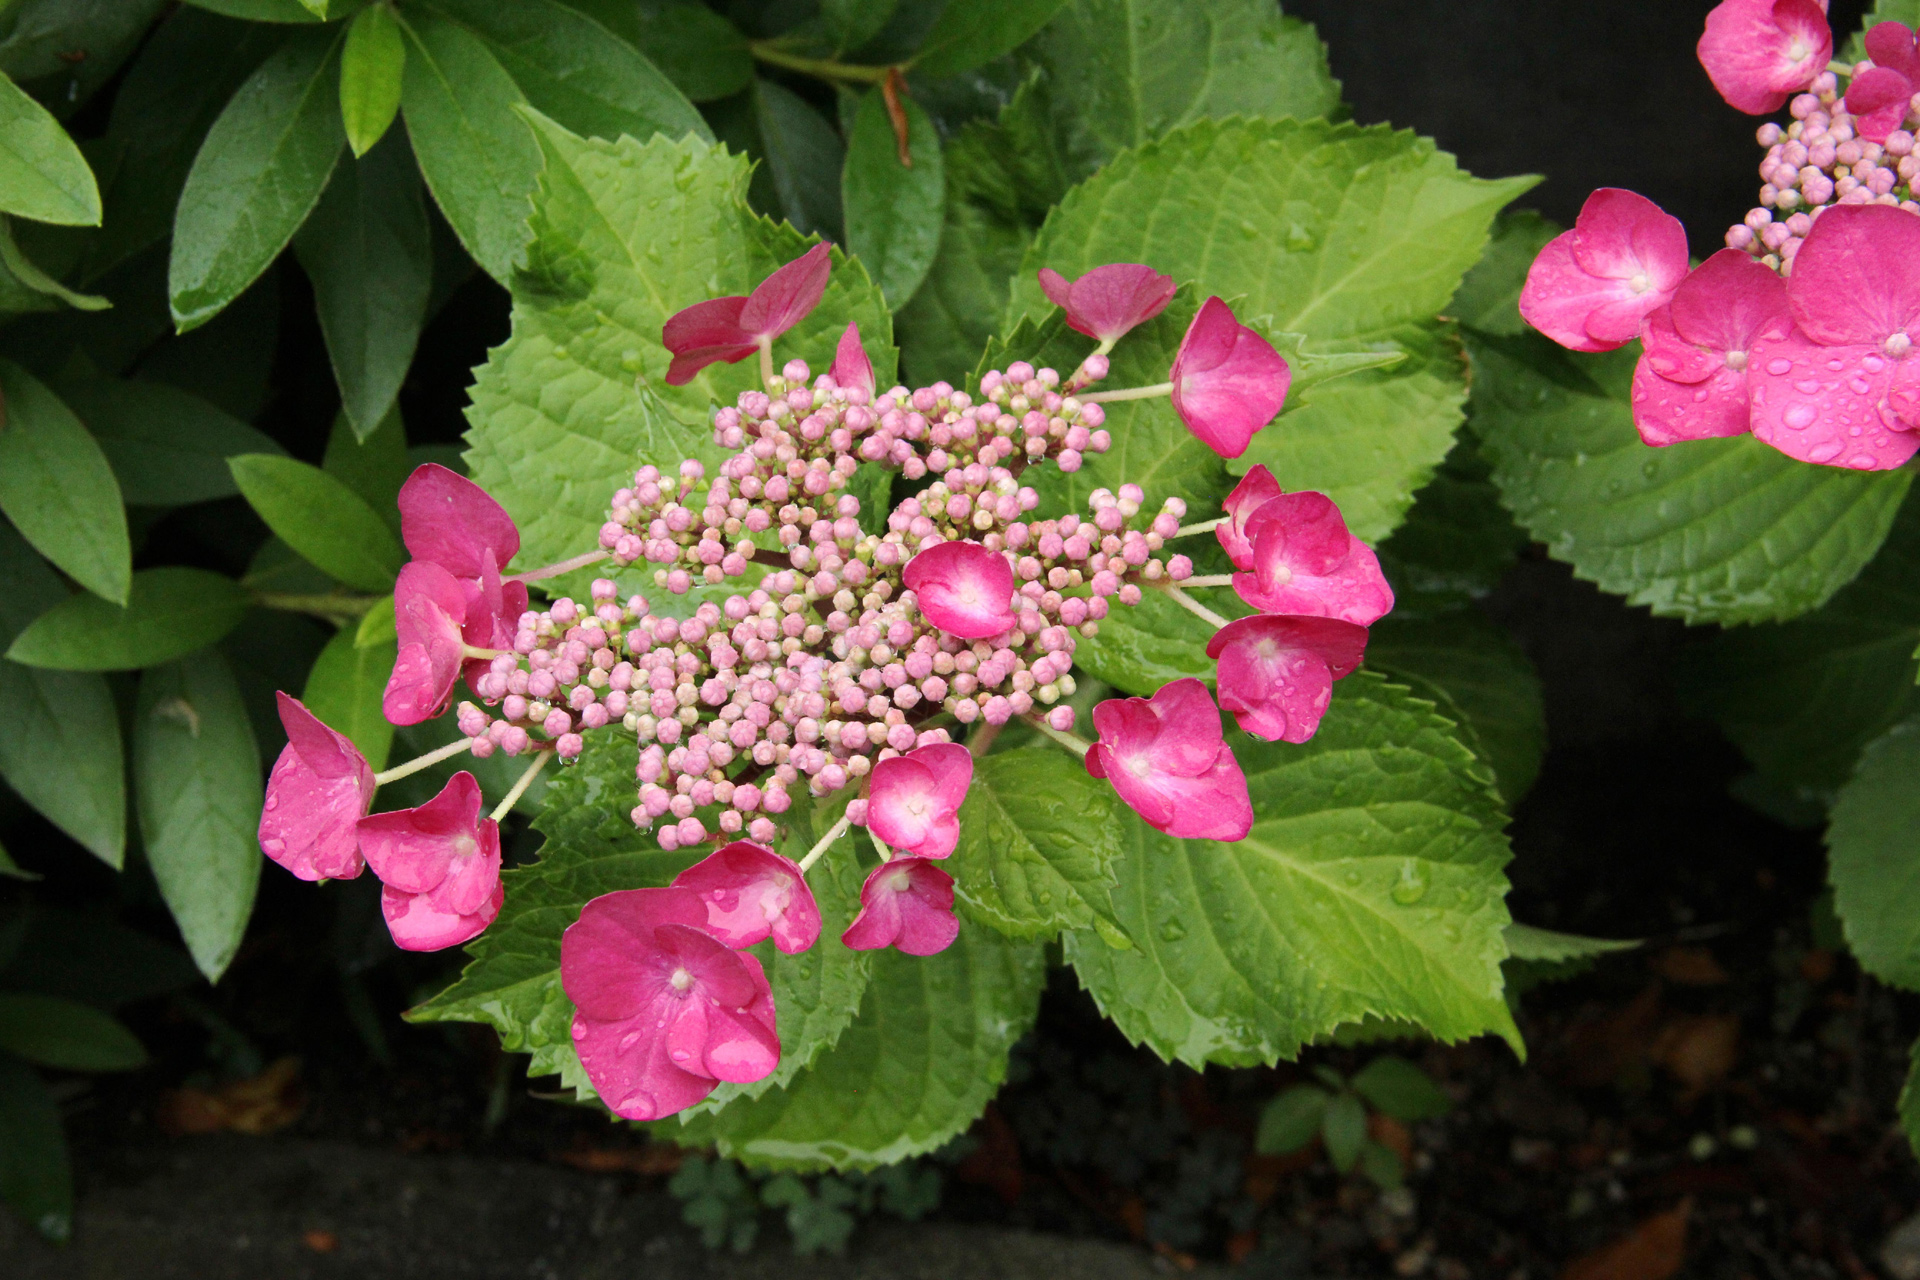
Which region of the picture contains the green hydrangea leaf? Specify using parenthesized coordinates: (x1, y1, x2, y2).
(1070, 583, 1221, 697)
(668, 925, 1046, 1171)
(1065, 672, 1519, 1067)
(1373, 435, 1528, 619)
(1469, 329, 1913, 625)
(1827, 713, 1920, 990)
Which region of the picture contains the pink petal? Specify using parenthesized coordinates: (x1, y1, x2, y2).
(843, 859, 958, 956)
(1846, 64, 1916, 142)
(441, 819, 502, 917)
(1040, 263, 1178, 342)
(1142, 677, 1228, 776)
(259, 693, 374, 882)
(1783, 204, 1920, 347)
(829, 322, 875, 397)
(914, 743, 974, 813)
(1521, 192, 1688, 350)
(571, 1008, 717, 1121)
(1037, 267, 1073, 312)
(1641, 305, 1724, 385)
(1569, 189, 1691, 293)
(1669, 249, 1794, 356)
(1519, 232, 1631, 352)
(661, 296, 755, 386)
(380, 878, 502, 952)
(738, 242, 832, 341)
(1630, 354, 1754, 445)
(397, 464, 519, 580)
(1170, 297, 1291, 458)
(1748, 327, 1920, 468)
(655, 922, 761, 1008)
(1866, 20, 1920, 77)
(1233, 525, 1393, 627)
(560, 887, 709, 1021)
(358, 770, 486, 895)
(1697, 0, 1832, 114)
(693, 982, 780, 1083)
(1217, 466, 1283, 568)
(868, 757, 942, 854)
(1155, 746, 1253, 842)
(903, 540, 1017, 639)
(385, 561, 470, 726)
(1245, 491, 1352, 580)
(1097, 751, 1177, 830)
(1206, 615, 1368, 743)
(671, 841, 821, 954)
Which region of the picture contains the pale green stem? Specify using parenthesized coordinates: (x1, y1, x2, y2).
(1079, 381, 1173, 404)
(1179, 574, 1235, 589)
(463, 645, 505, 662)
(797, 812, 852, 874)
(1173, 516, 1226, 538)
(1829, 59, 1854, 75)
(507, 549, 610, 584)
(1026, 716, 1091, 759)
(759, 337, 777, 390)
(488, 750, 554, 822)
(256, 591, 386, 621)
(967, 721, 1003, 759)
(373, 738, 473, 787)
(748, 40, 892, 85)
(1161, 584, 1232, 630)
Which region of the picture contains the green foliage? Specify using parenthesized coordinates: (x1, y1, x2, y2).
(1374, 436, 1528, 619)
(1469, 330, 1912, 625)
(742, 79, 845, 240)
(135, 654, 264, 981)
(6, 567, 253, 670)
(0, 359, 130, 604)
(339, 3, 404, 157)
(0, 994, 147, 1072)
(1065, 674, 1520, 1068)
(0, 73, 102, 226)
(1322, 1092, 1367, 1171)
(842, 87, 945, 308)
(229, 453, 405, 591)
(915, 0, 1073, 76)
(1255, 1084, 1328, 1153)
(54, 375, 283, 507)
(301, 626, 396, 769)
(0, 666, 126, 869)
(634, 6, 753, 103)
(670, 1155, 762, 1252)
(1351, 1055, 1452, 1121)
(1827, 713, 1920, 989)
(0, 1052, 69, 1242)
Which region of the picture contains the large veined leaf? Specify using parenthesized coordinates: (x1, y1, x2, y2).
(1065, 673, 1520, 1067)
(461, 119, 896, 589)
(667, 925, 1046, 1171)
(1827, 713, 1920, 990)
(1680, 495, 1920, 809)
(1373, 435, 1528, 620)
(1469, 330, 1913, 625)
(1005, 118, 1534, 541)
(951, 746, 1125, 941)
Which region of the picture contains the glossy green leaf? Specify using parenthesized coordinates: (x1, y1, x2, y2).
(630, 4, 752, 102)
(183, 0, 336, 20)
(168, 26, 345, 332)
(135, 653, 264, 982)
(1351, 1055, 1451, 1122)
(0, 216, 106, 312)
(668, 926, 1046, 1171)
(0, 1053, 70, 1243)
(1502, 923, 1639, 964)
(0, 664, 127, 868)
(1065, 674, 1520, 1067)
(951, 746, 1124, 940)
(1322, 1092, 1367, 1172)
(55, 376, 283, 507)
(322, 404, 409, 522)
(6, 567, 252, 671)
(1007, 119, 1532, 541)
(0, 358, 130, 603)
(751, 79, 845, 241)
(340, 2, 405, 157)
(843, 86, 945, 308)
(915, 0, 1072, 76)
(0, 72, 100, 225)
(301, 625, 396, 769)
(229, 453, 406, 591)
(1255, 1085, 1330, 1154)
(462, 120, 895, 586)
(0, 994, 146, 1072)
(397, 9, 538, 284)
(1366, 610, 1546, 804)
(1469, 330, 1913, 625)
(823, 0, 898, 53)
(294, 129, 431, 439)
(1827, 713, 1920, 989)
(0, 0, 172, 120)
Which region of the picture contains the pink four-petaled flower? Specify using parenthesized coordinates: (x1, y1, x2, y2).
(1228, 490, 1394, 627)
(842, 857, 960, 956)
(1085, 678, 1252, 842)
(1037, 263, 1178, 344)
(1631, 249, 1793, 446)
(561, 886, 780, 1121)
(1520, 188, 1690, 353)
(1206, 615, 1369, 744)
(661, 243, 832, 386)
(903, 540, 1017, 640)
(259, 692, 374, 881)
(384, 560, 471, 726)
(358, 771, 503, 952)
(1170, 297, 1291, 459)
(1697, 0, 1832, 115)
(866, 743, 973, 859)
(671, 840, 821, 954)
(398, 464, 528, 680)
(1846, 22, 1920, 142)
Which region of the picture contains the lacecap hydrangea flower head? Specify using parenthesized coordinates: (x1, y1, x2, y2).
(252, 246, 1397, 1122)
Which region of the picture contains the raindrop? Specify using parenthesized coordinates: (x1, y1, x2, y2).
(1767, 358, 1795, 375)
(1783, 403, 1817, 429)
(1160, 917, 1188, 942)
(1390, 859, 1429, 906)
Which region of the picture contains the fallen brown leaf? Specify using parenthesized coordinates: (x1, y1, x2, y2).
(1370, 1113, 1414, 1165)
(1560, 1198, 1691, 1280)
(1563, 985, 1664, 1087)
(156, 1057, 303, 1137)
(1651, 1014, 1740, 1097)
(302, 1229, 338, 1254)
(553, 1143, 684, 1175)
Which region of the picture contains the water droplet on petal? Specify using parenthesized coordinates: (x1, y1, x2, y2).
(1783, 403, 1818, 429)
(1795, 379, 1823, 394)
(1767, 358, 1795, 375)
(572, 1024, 587, 1041)
(262, 838, 284, 855)
(1809, 440, 1843, 462)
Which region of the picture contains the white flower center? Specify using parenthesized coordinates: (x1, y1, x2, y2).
(453, 835, 477, 857)
(1724, 349, 1748, 372)
(1788, 38, 1810, 61)
(886, 869, 914, 893)
(1888, 331, 1913, 357)
(1628, 271, 1651, 295)
(669, 967, 695, 992)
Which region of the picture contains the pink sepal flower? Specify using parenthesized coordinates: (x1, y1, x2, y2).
(1747, 205, 1920, 470)
(1206, 615, 1368, 744)
(1697, 0, 1832, 115)
(1037, 263, 1177, 343)
(841, 857, 960, 956)
(1085, 678, 1252, 842)
(1631, 249, 1793, 445)
(903, 540, 1017, 639)
(1846, 23, 1920, 141)
(1232, 492, 1394, 626)
(358, 771, 502, 952)
(1170, 297, 1291, 459)
(830, 322, 876, 397)
(460, 551, 528, 691)
(259, 692, 374, 882)
(561, 886, 780, 1121)
(398, 464, 520, 582)
(661, 243, 832, 385)
(671, 840, 821, 954)
(385, 561, 470, 726)
(1216, 466, 1283, 567)
(1519, 189, 1689, 352)
(866, 743, 973, 859)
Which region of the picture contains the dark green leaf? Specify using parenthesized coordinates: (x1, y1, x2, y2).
(142, 268, 281, 420)
(915, 0, 1072, 76)
(397, 9, 538, 284)
(301, 626, 396, 769)
(183, 0, 335, 20)
(0, 908, 202, 1007)
(1828, 713, 1920, 989)
(1255, 1084, 1329, 1154)
(6, 567, 252, 671)
(0, 0, 171, 120)
(135, 653, 264, 982)
(0, 358, 130, 603)
(1450, 208, 1560, 336)
(1470, 331, 1911, 625)
(630, 4, 752, 102)
(755, 79, 846, 240)
(0, 72, 100, 225)
(229, 453, 406, 590)
(340, 2, 405, 157)
(0, 1053, 70, 1242)
(1351, 1055, 1451, 1122)
(322, 404, 409, 522)
(295, 129, 431, 439)
(0, 216, 107, 313)
(1503, 923, 1640, 964)
(823, 0, 898, 53)
(169, 26, 346, 332)
(0, 843, 31, 880)
(1358, 1140, 1403, 1189)
(1070, 580, 1218, 696)
(1321, 1092, 1367, 1172)
(55, 376, 283, 507)
(951, 746, 1124, 940)
(1374, 436, 1528, 619)
(843, 86, 945, 308)
(0, 993, 146, 1072)
(0, 665, 126, 868)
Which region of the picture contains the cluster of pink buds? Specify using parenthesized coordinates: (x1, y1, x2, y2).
(1519, 0, 1920, 471)
(253, 245, 1402, 1123)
